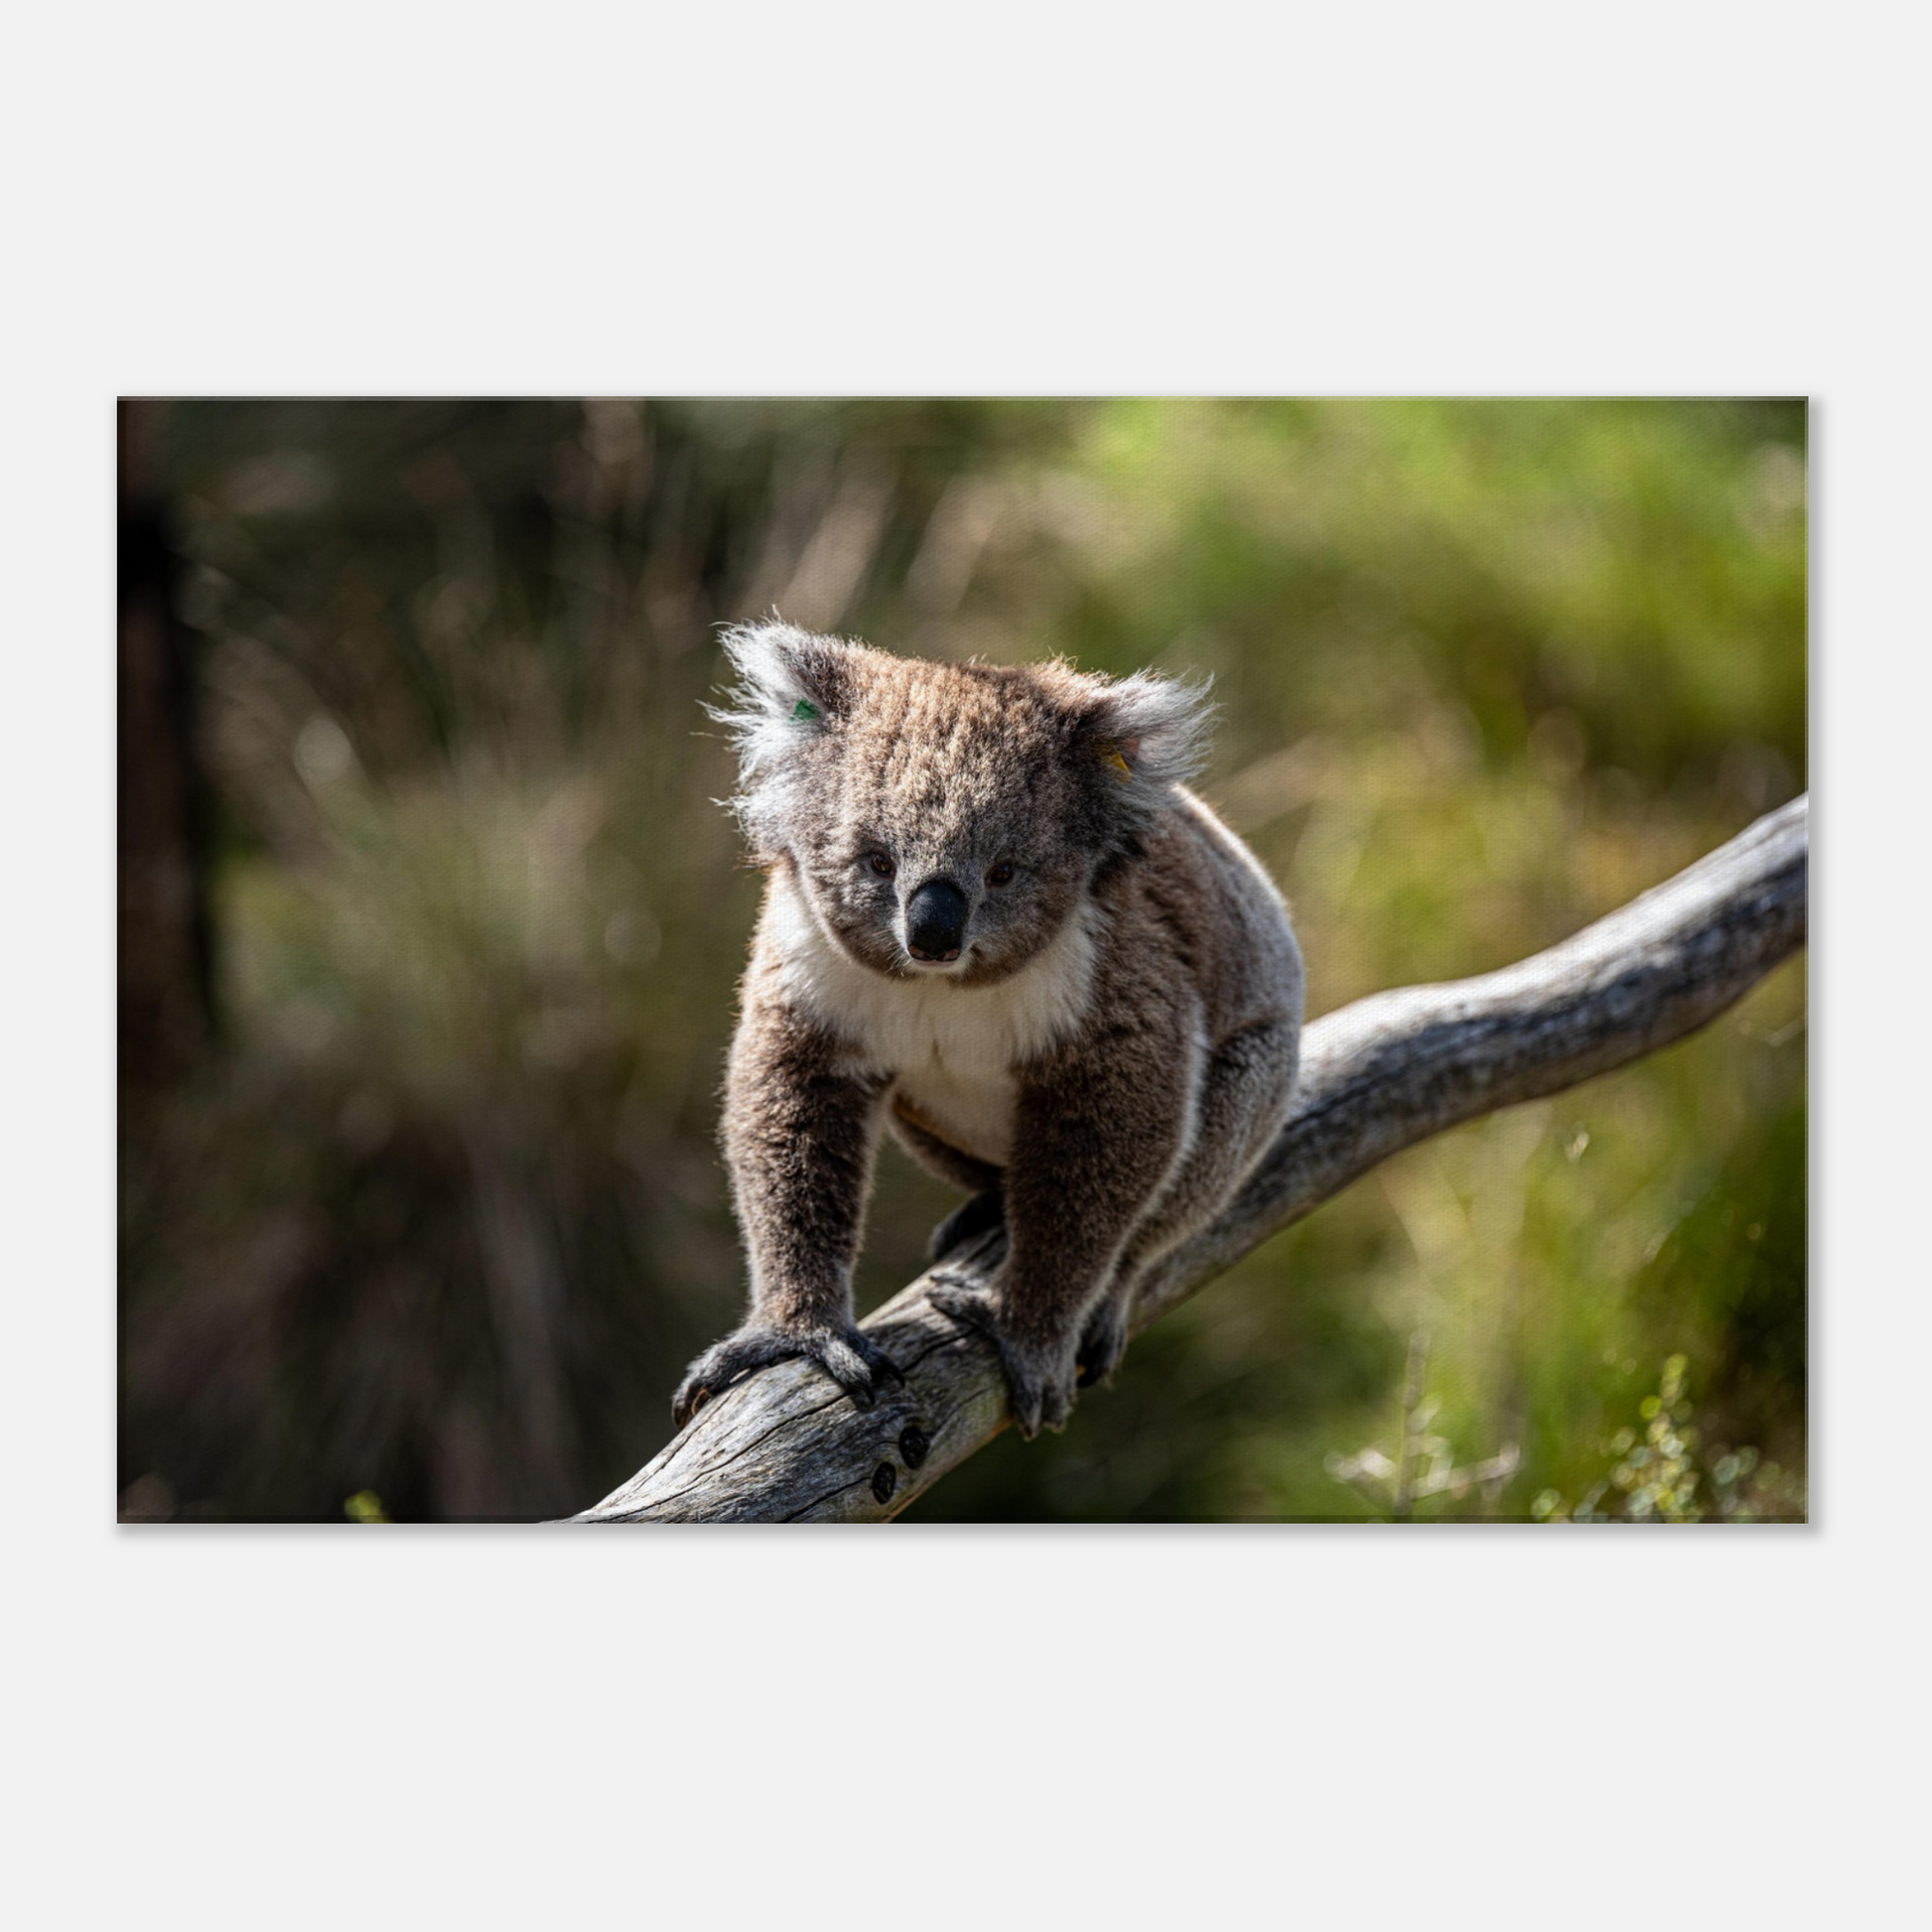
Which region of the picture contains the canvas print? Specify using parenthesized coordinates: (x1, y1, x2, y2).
(117, 399, 1808, 1523)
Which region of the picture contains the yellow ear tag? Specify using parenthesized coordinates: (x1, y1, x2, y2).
(1097, 737, 1133, 783)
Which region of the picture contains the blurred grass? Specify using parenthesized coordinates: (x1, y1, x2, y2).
(117, 398, 1805, 1521)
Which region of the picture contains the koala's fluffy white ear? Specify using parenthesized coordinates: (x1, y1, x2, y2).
(707, 618, 854, 856)
(708, 618, 852, 784)
(1083, 667, 1216, 791)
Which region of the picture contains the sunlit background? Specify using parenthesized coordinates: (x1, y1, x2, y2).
(117, 398, 1806, 1523)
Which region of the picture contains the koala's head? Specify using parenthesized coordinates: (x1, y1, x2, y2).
(710, 619, 1213, 985)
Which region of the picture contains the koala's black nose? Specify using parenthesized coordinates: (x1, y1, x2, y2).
(906, 878, 969, 962)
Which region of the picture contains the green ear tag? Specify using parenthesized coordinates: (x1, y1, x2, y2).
(791, 699, 819, 722)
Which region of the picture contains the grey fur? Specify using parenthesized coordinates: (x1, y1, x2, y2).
(673, 620, 1305, 1438)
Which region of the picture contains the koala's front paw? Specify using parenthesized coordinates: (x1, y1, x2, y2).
(1075, 1297, 1131, 1389)
(672, 1319, 902, 1427)
(925, 1282, 1078, 1440)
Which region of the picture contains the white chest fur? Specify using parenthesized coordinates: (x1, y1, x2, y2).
(761, 873, 1100, 1166)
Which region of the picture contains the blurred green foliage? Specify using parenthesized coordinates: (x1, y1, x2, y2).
(116, 399, 1805, 1522)
(1529, 1354, 1806, 1524)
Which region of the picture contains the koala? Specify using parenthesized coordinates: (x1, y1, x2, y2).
(671, 619, 1305, 1439)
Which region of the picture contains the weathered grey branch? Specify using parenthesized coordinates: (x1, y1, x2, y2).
(575, 794, 1807, 1523)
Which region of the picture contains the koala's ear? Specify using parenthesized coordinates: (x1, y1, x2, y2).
(708, 618, 855, 784)
(706, 618, 857, 858)
(1074, 667, 1216, 794)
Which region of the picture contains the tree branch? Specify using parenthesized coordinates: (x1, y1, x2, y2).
(574, 794, 1808, 1523)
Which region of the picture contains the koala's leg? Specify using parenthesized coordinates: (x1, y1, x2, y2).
(1076, 1015, 1302, 1387)
(928, 1020, 1197, 1439)
(672, 1000, 899, 1426)
(885, 1102, 1008, 1262)
(926, 1188, 1007, 1263)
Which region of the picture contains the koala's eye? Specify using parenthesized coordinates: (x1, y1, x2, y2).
(986, 860, 1016, 888)
(867, 851, 897, 880)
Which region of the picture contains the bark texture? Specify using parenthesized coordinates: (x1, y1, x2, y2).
(575, 793, 1808, 1523)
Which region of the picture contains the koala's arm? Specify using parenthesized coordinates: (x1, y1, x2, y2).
(671, 990, 898, 1424)
(929, 990, 1200, 1437)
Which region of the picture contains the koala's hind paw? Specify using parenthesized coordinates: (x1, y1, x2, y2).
(927, 1187, 1007, 1263)
(925, 1282, 1077, 1440)
(672, 1320, 902, 1428)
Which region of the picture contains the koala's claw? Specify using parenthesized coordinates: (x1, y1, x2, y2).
(671, 1320, 901, 1428)
(925, 1281, 1077, 1440)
